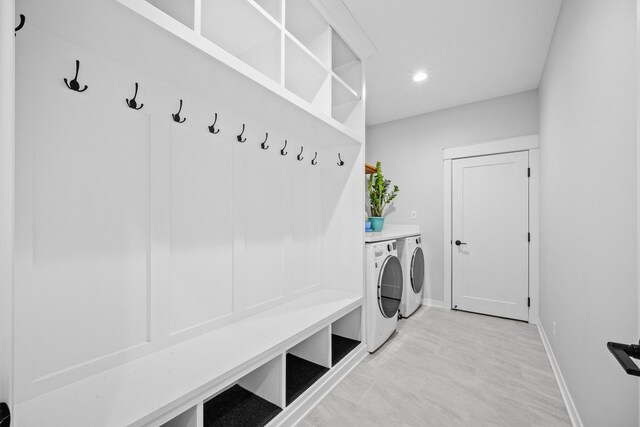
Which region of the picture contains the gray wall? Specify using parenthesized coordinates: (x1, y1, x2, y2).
(538, 0, 638, 425)
(366, 90, 539, 302)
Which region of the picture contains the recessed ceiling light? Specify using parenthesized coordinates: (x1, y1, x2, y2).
(413, 71, 428, 82)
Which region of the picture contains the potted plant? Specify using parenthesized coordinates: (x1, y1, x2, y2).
(367, 161, 399, 232)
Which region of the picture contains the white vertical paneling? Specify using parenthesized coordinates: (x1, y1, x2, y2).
(169, 125, 233, 334)
(243, 147, 285, 309)
(15, 80, 150, 393)
(289, 153, 321, 294)
(323, 145, 363, 295)
(10, 0, 366, 408)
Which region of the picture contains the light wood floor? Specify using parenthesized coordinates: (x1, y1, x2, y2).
(300, 307, 571, 426)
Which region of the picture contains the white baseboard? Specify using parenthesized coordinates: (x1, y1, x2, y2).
(537, 323, 584, 427)
(422, 298, 444, 308)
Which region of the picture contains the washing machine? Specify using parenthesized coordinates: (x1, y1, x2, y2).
(365, 239, 403, 352)
(398, 235, 425, 318)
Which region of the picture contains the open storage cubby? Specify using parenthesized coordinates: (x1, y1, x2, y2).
(285, 36, 331, 114)
(145, 0, 194, 29)
(201, 0, 281, 83)
(203, 356, 284, 427)
(332, 31, 361, 93)
(332, 76, 362, 128)
(286, 327, 331, 405)
(285, 0, 331, 67)
(330, 30, 363, 128)
(331, 307, 362, 366)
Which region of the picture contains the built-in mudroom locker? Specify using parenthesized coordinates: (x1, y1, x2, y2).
(1, 0, 374, 425)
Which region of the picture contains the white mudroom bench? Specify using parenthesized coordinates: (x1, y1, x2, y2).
(14, 290, 365, 426)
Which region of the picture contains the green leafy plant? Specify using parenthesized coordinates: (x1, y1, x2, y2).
(367, 161, 399, 217)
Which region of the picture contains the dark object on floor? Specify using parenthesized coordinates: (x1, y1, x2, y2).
(332, 334, 360, 366)
(203, 384, 282, 427)
(286, 354, 329, 405)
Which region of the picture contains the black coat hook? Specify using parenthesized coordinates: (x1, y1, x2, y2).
(337, 153, 345, 166)
(260, 133, 269, 150)
(237, 124, 246, 142)
(172, 99, 186, 123)
(15, 14, 25, 36)
(64, 60, 88, 92)
(297, 146, 304, 161)
(126, 82, 144, 110)
(311, 152, 318, 165)
(280, 140, 288, 156)
(208, 113, 220, 134)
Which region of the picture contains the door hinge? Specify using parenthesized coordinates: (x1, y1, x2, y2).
(527, 167, 531, 177)
(528, 297, 531, 307)
(528, 232, 530, 242)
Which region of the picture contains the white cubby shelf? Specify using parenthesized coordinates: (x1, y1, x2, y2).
(15, 290, 365, 426)
(117, 0, 367, 141)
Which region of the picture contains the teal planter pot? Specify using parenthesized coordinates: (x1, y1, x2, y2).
(369, 217, 384, 231)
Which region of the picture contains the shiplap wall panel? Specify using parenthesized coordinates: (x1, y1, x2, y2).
(169, 125, 233, 334)
(243, 147, 285, 309)
(15, 78, 151, 396)
(290, 160, 322, 294)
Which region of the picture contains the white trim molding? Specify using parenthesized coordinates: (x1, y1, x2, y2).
(537, 323, 584, 427)
(443, 134, 539, 160)
(0, 0, 16, 409)
(442, 134, 539, 323)
(443, 159, 452, 310)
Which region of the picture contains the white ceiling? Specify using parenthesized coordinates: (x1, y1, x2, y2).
(343, 0, 562, 126)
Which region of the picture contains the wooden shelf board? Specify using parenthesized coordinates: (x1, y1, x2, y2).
(365, 163, 377, 174)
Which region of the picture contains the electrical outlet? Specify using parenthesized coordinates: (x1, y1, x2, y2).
(552, 321, 557, 337)
(410, 210, 417, 219)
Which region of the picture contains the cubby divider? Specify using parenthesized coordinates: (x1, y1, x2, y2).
(285, 36, 331, 114)
(331, 307, 362, 366)
(286, 326, 331, 405)
(201, 0, 282, 83)
(285, 0, 332, 67)
(332, 31, 361, 93)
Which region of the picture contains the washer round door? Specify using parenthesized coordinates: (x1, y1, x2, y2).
(378, 255, 403, 318)
(411, 247, 425, 294)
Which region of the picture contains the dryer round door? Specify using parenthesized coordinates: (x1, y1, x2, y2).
(378, 255, 403, 318)
(411, 247, 425, 294)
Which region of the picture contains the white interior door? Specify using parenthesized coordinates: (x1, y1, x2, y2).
(452, 151, 529, 321)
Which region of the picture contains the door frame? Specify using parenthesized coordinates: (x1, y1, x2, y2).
(0, 0, 16, 413)
(443, 134, 540, 324)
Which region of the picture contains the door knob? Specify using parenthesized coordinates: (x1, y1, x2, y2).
(455, 240, 467, 246)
